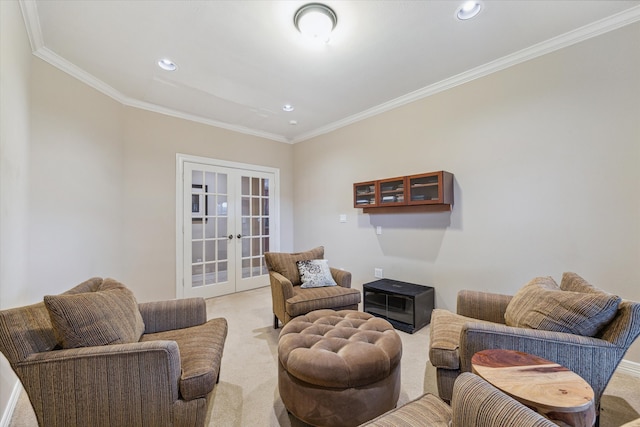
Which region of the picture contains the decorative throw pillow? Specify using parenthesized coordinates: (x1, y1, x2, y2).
(297, 259, 337, 289)
(44, 278, 145, 349)
(504, 276, 621, 337)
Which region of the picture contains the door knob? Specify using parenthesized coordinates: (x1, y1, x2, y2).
(228, 235, 233, 239)
(237, 234, 242, 239)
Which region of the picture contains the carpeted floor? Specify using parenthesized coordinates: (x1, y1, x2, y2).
(8, 285, 640, 426)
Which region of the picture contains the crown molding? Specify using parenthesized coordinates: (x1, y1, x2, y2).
(291, 5, 640, 143)
(33, 46, 125, 101)
(19, 0, 640, 145)
(29, 48, 290, 144)
(18, 0, 43, 52)
(123, 97, 290, 143)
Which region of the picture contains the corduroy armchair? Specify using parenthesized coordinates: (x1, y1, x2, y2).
(428, 272, 640, 419)
(362, 372, 556, 427)
(265, 246, 361, 328)
(0, 277, 227, 427)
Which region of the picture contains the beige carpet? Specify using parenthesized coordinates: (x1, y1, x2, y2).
(8, 285, 640, 426)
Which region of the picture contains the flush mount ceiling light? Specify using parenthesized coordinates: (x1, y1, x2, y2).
(294, 3, 337, 42)
(282, 104, 295, 112)
(456, 1, 482, 20)
(157, 58, 177, 71)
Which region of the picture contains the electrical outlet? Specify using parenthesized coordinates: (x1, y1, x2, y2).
(374, 268, 383, 278)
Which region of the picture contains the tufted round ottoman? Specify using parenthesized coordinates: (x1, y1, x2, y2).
(278, 309, 402, 427)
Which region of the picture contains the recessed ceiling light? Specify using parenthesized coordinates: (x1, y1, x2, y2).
(282, 104, 295, 112)
(157, 58, 177, 71)
(456, 1, 482, 20)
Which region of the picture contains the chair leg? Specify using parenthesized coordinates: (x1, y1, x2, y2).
(274, 314, 280, 329)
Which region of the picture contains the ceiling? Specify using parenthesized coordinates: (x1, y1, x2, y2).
(20, 1, 640, 143)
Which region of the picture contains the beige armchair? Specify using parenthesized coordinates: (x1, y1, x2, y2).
(0, 277, 227, 427)
(265, 246, 361, 328)
(362, 372, 556, 427)
(428, 272, 640, 420)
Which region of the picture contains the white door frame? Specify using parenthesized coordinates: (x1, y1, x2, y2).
(176, 153, 280, 299)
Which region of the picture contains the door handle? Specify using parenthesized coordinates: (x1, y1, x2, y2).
(237, 234, 242, 239)
(228, 235, 233, 239)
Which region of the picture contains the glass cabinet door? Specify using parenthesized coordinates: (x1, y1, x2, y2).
(377, 177, 406, 206)
(408, 172, 442, 205)
(354, 181, 377, 207)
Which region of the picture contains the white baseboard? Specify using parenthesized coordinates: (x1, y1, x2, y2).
(0, 381, 22, 427)
(617, 359, 640, 378)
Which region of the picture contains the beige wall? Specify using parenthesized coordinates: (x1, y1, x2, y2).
(0, 0, 32, 417)
(292, 23, 640, 362)
(28, 59, 125, 294)
(121, 108, 294, 302)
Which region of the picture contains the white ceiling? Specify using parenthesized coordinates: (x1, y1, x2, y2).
(20, 1, 640, 143)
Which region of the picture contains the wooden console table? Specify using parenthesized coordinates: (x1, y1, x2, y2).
(471, 349, 595, 427)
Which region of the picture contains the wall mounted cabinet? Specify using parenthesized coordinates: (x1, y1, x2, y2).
(354, 171, 453, 213)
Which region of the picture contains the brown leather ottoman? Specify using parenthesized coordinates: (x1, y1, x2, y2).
(278, 309, 402, 427)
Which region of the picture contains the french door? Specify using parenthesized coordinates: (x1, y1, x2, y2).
(177, 155, 279, 299)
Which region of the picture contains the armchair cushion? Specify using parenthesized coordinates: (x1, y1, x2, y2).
(286, 285, 361, 318)
(265, 246, 324, 286)
(141, 317, 228, 401)
(429, 309, 493, 370)
(297, 259, 337, 288)
(504, 276, 620, 337)
(44, 278, 145, 348)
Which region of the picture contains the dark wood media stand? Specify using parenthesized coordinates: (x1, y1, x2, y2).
(363, 279, 434, 334)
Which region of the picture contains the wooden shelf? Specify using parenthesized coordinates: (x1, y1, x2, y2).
(363, 204, 451, 214)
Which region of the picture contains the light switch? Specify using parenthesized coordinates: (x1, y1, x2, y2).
(376, 226, 382, 235)
(339, 214, 347, 223)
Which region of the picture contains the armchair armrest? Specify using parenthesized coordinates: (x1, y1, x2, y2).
(269, 271, 294, 322)
(139, 298, 207, 333)
(269, 271, 295, 300)
(330, 268, 352, 288)
(459, 322, 621, 401)
(452, 372, 556, 427)
(17, 341, 182, 425)
(457, 290, 512, 324)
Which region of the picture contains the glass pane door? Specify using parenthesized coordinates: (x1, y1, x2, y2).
(184, 163, 235, 298)
(236, 172, 273, 291)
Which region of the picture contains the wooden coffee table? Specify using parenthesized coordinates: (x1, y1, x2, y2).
(471, 349, 595, 427)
